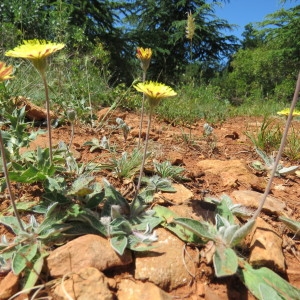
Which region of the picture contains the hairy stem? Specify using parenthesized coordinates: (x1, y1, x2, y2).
(0, 133, 24, 231)
(138, 71, 147, 148)
(135, 108, 153, 198)
(41, 72, 53, 165)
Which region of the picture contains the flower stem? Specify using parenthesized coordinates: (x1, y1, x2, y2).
(135, 108, 153, 198)
(138, 71, 147, 148)
(41, 72, 53, 165)
(252, 71, 300, 220)
(0, 132, 24, 231)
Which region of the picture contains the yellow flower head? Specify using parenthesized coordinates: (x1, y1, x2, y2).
(136, 47, 152, 71)
(134, 81, 177, 108)
(277, 108, 300, 117)
(5, 39, 65, 74)
(0, 61, 14, 82)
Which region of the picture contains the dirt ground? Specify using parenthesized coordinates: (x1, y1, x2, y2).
(0, 108, 299, 299)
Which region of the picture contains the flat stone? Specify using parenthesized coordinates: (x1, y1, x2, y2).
(161, 184, 193, 204)
(117, 279, 172, 300)
(196, 159, 264, 190)
(135, 227, 198, 291)
(231, 190, 290, 216)
(47, 234, 132, 277)
(249, 218, 285, 273)
(53, 267, 114, 300)
(0, 272, 19, 299)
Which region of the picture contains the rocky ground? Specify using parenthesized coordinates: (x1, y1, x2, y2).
(0, 108, 299, 299)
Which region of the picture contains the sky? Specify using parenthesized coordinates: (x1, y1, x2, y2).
(210, 0, 298, 40)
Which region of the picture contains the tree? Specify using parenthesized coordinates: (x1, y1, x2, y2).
(116, 0, 238, 84)
(222, 5, 300, 101)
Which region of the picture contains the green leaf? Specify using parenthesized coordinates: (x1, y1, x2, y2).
(12, 244, 38, 275)
(258, 283, 283, 300)
(230, 220, 255, 247)
(153, 205, 205, 244)
(23, 253, 46, 290)
(110, 235, 128, 255)
(85, 190, 105, 209)
(237, 258, 300, 300)
(0, 216, 26, 235)
(213, 246, 238, 277)
(279, 216, 300, 237)
(215, 194, 235, 224)
(67, 176, 95, 196)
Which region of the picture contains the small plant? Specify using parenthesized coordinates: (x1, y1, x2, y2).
(0, 106, 45, 161)
(83, 136, 112, 152)
(116, 117, 131, 142)
(154, 195, 300, 299)
(133, 81, 177, 197)
(203, 123, 214, 136)
(0, 209, 73, 290)
(251, 148, 298, 177)
(153, 160, 186, 181)
(108, 148, 147, 179)
(284, 126, 300, 160)
(140, 175, 176, 202)
(245, 117, 282, 153)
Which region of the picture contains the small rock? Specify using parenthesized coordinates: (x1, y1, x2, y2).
(231, 190, 290, 216)
(130, 128, 158, 140)
(196, 159, 265, 190)
(117, 279, 172, 300)
(53, 267, 114, 300)
(167, 151, 184, 165)
(135, 227, 198, 291)
(47, 234, 132, 277)
(0, 272, 19, 300)
(160, 184, 193, 204)
(249, 218, 285, 273)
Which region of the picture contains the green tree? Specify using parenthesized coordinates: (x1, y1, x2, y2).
(117, 0, 238, 84)
(222, 5, 300, 102)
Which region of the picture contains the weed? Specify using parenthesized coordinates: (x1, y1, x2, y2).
(284, 126, 300, 160)
(108, 148, 147, 179)
(153, 160, 186, 181)
(251, 148, 298, 177)
(245, 117, 282, 153)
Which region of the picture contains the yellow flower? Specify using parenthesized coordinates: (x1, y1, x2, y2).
(134, 81, 177, 108)
(136, 47, 152, 71)
(277, 108, 300, 117)
(5, 39, 65, 74)
(0, 61, 13, 81)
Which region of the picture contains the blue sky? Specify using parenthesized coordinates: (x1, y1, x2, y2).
(211, 0, 298, 39)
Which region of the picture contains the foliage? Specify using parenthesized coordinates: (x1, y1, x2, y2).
(153, 160, 186, 181)
(154, 195, 300, 299)
(251, 148, 299, 177)
(283, 126, 300, 160)
(245, 117, 283, 153)
(0, 107, 45, 161)
(108, 148, 149, 179)
(279, 216, 300, 238)
(83, 136, 112, 153)
(154, 195, 255, 277)
(222, 5, 300, 101)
